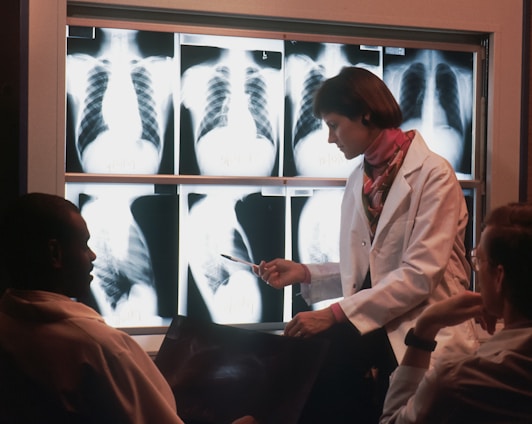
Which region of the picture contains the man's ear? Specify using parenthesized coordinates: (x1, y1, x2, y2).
(494, 264, 505, 296)
(48, 239, 63, 269)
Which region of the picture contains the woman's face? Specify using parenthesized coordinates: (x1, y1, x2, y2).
(321, 112, 378, 160)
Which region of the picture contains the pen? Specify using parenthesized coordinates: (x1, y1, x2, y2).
(220, 253, 257, 268)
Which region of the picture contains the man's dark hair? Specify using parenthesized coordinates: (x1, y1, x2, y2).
(0, 193, 80, 290)
(483, 202, 532, 319)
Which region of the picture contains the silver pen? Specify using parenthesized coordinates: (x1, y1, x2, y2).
(220, 253, 257, 268)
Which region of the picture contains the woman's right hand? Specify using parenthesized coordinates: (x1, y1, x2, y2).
(256, 259, 307, 289)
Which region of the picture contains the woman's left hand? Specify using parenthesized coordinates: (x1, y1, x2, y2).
(284, 308, 336, 338)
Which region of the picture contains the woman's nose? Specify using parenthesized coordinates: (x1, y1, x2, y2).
(327, 129, 337, 144)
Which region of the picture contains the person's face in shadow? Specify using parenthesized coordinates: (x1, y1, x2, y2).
(57, 211, 97, 300)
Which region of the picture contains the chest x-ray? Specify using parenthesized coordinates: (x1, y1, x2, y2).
(66, 28, 175, 174)
(179, 35, 283, 177)
(284, 42, 380, 177)
(66, 183, 179, 327)
(182, 186, 285, 324)
(384, 48, 474, 177)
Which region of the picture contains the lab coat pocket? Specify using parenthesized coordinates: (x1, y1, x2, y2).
(372, 217, 413, 275)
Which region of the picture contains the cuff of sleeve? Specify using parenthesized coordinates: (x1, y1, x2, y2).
(330, 302, 348, 323)
(301, 264, 311, 284)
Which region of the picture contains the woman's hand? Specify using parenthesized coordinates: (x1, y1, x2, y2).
(284, 308, 336, 338)
(256, 259, 307, 289)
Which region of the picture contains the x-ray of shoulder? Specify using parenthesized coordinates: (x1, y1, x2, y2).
(182, 185, 285, 324)
(66, 28, 175, 174)
(284, 41, 381, 178)
(290, 188, 344, 315)
(179, 34, 283, 177)
(65, 183, 179, 327)
(383, 48, 474, 177)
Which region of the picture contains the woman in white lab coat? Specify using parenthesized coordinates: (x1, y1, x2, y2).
(257, 67, 477, 423)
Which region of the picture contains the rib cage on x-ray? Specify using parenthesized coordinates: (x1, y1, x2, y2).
(434, 63, 463, 135)
(399, 62, 426, 127)
(293, 65, 325, 147)
(244, 66, 274, 144)
(76, 60, 163, 158)
(77, 64, 110, 155)
(196, 65, 274, 146)
(399, 62, 463, 136)
(130, 63, 161, 149)
(197, 66, 231, 143)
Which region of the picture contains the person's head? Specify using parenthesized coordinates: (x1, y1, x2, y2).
(475, 202, 532, 321)
(0, 193, 96, 299)
(313, 66, 403, 129)
(312, 67, 403, 160)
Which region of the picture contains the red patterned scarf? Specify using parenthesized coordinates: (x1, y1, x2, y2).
(362, 129, 414, 237)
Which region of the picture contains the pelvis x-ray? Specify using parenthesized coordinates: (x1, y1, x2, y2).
(183, 187, 285, 324)
(384, 49, 474, 176)
(66, 28, 175, 174)
(179, 35, 283, 176)
(284, 42, 381, 177)
(66, 184, 179, 327)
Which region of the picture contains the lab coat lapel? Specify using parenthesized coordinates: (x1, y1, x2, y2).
(350, 159, 373, 239)
(372, 132, 426, 245)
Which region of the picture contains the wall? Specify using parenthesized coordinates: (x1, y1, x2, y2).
(520, 2, 532, 201)
(0, 0, 22, 217)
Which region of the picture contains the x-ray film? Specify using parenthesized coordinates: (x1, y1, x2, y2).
(66, 28, 175, 174)
(65, 183, 179, 327)
(182, 185, 286, 324)
(284, 41, 381, 177)
(384, 48, 474, 177)
(179, 34, 284, 177)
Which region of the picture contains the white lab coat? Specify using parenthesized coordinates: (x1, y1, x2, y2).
(302, 131, 478, 363)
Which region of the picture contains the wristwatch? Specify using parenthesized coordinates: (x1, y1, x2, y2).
(404, 328, 437, 352)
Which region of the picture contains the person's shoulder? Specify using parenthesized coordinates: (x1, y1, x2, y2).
(404, 141, 458, 187)
(60, 310, 139, 353)
(432, 346, 504, 390)
(429, 345, 532, 421)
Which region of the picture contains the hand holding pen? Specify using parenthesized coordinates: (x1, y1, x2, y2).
(256, 258, 306, 290)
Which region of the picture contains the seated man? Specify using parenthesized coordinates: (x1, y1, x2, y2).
(0, 193, 186, 423)
(380, 202, 532, 423)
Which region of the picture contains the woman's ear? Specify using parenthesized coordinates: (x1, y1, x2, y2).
(361, 113, 371, 126)
(48, 239, 63, 269)
(494, 264, 505, 297)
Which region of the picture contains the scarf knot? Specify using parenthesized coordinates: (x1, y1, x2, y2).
(362, 129, 414, 236)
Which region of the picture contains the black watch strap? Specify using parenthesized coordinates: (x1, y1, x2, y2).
(404, 328, 437, 352)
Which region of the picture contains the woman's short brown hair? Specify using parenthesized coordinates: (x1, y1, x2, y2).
(313, 66, 403, 129)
